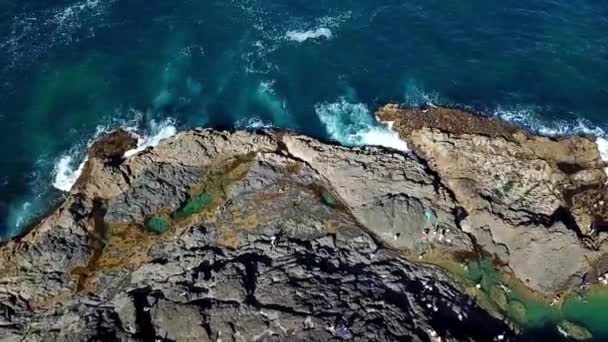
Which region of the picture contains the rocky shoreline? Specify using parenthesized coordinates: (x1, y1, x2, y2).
(1, 105, 607, 341)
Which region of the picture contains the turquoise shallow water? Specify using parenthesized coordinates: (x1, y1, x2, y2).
(0, 0, 608, 241)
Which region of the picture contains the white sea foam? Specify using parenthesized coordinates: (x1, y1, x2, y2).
(401, 80, 608, 159)
(493, 106, 608, 167)
(124, 118, 177, 158)
(51, 124, 115, 193)
(596, 137, 608, 162)
(52, 155, 88, 192)
(402, 80, 443, 107)
(315, 98, 408, 151)
(4, 200, 34, 238)
(55, 0, 101, 26)
(259, 79, 276, 95)
(492, 106, 606, 137)
(51, 115, 177, 192)
(254, 80, 292, 127)
(13, 202, 31, 229)
(317, 12, 352, 28)
(2, 0, 110, 70)
(236, 117, 274, 130)
(285, 28, 332, 42)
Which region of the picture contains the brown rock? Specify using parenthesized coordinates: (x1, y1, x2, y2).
(377, 104, 521, 140)
(88, 129, 138, 163)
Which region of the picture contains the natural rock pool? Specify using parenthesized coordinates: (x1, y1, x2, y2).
(463, 257, 608, 339)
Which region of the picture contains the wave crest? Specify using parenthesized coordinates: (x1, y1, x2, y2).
(286, 27, 332, 43)
(51, 116, 177, 193)
(52, 155, 88, 192)
(124, 118, 177, 158)
(236, 117, 273, 130)
(315, 98, 408, 151)
(493, 107, 606, 137)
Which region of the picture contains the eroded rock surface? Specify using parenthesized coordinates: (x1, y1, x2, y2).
(0, 129, 513, 341)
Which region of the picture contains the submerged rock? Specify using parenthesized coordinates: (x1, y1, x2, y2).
(558, 320, 593, 341)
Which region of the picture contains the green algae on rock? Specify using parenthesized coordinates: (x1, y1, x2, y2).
(174, 193, 213, 218)
(145, 215, 170, 234)
(320, 190, 337, 208)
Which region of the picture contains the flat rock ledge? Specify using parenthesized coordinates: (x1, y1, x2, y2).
(1, 105, 606, 341)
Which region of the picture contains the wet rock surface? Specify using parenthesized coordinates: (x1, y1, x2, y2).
(89, 129, 139, 165)
(2, 108, 608, 340)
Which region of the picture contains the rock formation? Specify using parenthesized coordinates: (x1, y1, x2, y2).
(377, 105, 608, 294)
(1, 105, 607, 341)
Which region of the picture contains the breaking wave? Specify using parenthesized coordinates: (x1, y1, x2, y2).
(492, 106, 606, 137)
(236, 117, 274, 130)
(52, 155, 88, 192)
(285, 28, 332, 42)
(52, 116, 178, 193)
(490, 106, 608, 162)
(285, 12, 350, 43)
(596, 138, 608, 162)
(51, 122, 117, 193)
(315, 98, 408, 151)
(124, 118, 178, 158)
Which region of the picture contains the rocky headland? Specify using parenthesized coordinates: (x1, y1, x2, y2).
(1, 105, 608, 341)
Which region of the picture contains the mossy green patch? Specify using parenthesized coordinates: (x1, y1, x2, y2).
(174, 192, 213, 218)
(145, 215, 170, 234)
(460, 255, 608, 338)
(508, 300, 528, 324)
(465, 258, 501, 290)
(502, 180, 515, 193)
(320, 190, 337, 208)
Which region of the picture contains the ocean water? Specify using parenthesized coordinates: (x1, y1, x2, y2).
(1, 1, 607, 237)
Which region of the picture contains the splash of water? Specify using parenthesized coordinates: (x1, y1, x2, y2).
(285, 28, 333, 42)
(315, 98, 408, 151)
(124, 118, 178, 157)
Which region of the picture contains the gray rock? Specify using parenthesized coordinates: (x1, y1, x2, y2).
(0, 127, 559, 341)
(150, 300, 210, 341)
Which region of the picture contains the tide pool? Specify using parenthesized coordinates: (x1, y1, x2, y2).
(465, 257, 608, 340)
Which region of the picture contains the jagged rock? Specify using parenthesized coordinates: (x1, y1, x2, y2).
(112, 293, 138, 334)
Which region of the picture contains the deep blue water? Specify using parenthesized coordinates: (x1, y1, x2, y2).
(1, 0, 608, 238)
